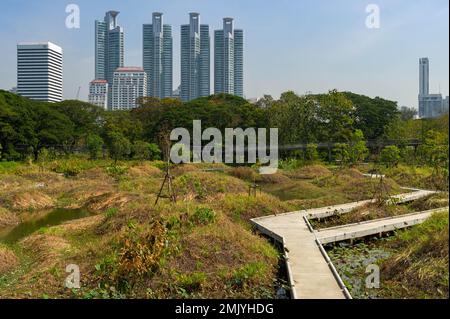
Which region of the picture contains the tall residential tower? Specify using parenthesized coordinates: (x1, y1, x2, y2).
(180, 13, 210, 102)
(214, 18, 244, 97)
(17, 42, 63, 102)
(95, 11, 124, 84)
(95, 11, 124, 109)
(143, 12, 173, 99)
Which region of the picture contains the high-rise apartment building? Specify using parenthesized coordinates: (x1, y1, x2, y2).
(17, 42, 63, 102)
(88, 80, 108, 109)
(418, 58, 448, 118)
(111, 67, 147, 111)
(95, 11, 124, 109)
(180, 13, 210, 102)
(95, 11, 124, 84)
(143, 12, 173, 99)
(214, 18, 244, 97)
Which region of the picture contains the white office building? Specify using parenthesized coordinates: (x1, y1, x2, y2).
(111, 67, 147, 111)
(88, 80, 108, 109)
(17, 42, 63, 102)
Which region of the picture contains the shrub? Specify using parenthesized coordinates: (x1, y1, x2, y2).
(86, 134, 104, 160)
(191, 207, 216, 225)
(380, 145, 401, 168)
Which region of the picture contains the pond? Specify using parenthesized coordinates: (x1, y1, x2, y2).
(0, 208, 93, 244)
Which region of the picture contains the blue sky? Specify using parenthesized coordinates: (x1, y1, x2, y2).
(0, 0, 448, 108)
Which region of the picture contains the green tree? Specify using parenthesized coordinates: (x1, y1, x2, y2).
(379, 145, 401, 167)
(107, 132, 131, 163)
(347, 130, 369, 165)
(344, 92, 400, 140)
(333, 143, 350, 166)
(305, 144, 319, 163)
(419, 130, 449, 190)
(86, 134, 104, 160)
(131, 141, 161, 161)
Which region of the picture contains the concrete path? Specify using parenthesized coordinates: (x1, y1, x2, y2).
(252, 212, 347, 299)
(316, 207, 449, 244)
(305, 189, 436, 220)
(251, 188, 444, 299)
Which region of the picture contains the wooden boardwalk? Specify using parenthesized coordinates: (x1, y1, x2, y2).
(316, 207, 449, 244)
(252, 212, 347, 299)
(250, 189, 444, 299)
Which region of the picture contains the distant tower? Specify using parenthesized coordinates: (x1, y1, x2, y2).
(95, 11, 124, 109)
(214, 18, 244, 97)
(143, 12, 173, 99)
(419, 58, 429, 96)
(180, 13, 210, 102)
(418, 58, 444, 119)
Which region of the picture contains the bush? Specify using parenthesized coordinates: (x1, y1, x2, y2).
(86, 134, 104, 160)
(305, 144, 319, 163)
(191, 207, 216, 225)
(131, 141, 161, 161)
(380, 145, 401, 167)
(107, 132, 131, 163)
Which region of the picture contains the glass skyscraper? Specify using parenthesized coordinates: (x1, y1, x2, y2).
(180, 13, 210, 102)
(95, 11, 124, 109)
(214, 18, 244, 98)
(143, 12, 173, 99)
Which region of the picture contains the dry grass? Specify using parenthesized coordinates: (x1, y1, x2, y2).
(173, 171, 248, 200)
(127, 164, 163, 178)
(311, 202, 411, 229)
(0, 245, 19, 274)
(0, 159, 443, 299)
(381, 211, 449, 298)
(284, 165, 332, 179)
(9, 190, 55, 211)
(0, 207, 19, 227)
(229, 167, 258, 181)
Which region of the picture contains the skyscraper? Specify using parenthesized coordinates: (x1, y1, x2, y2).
(143, 12, 173, 99)
(111, 67, 147, 111)
(17, 42, 63, 102)
(418, 57, 447, 118)
(214, 18, 244, 97)
(95, 11, 124, 85)
(180, 13, 210, 102)
(419, 58, 429, 96)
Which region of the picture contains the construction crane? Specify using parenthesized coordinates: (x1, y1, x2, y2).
(76, 86, 81, 100)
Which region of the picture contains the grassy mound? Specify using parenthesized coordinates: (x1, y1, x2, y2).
(0, 207, 19, 227)
(9, 190, 55, 211)
(127, 163, 163, 178)
(0, 245, 19, 274)
(283, 164, 332, 180)
(381, 211, 449, 298)
(174, 171, 248, 200)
